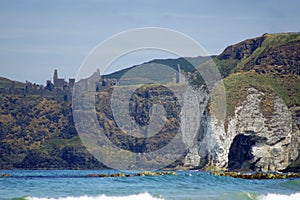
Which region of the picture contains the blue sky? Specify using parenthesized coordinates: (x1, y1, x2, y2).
(0, 0, 299, 84)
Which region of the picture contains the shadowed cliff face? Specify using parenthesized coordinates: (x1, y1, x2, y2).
(228, 134, 267, 170)
(94, 85, 183, 154)
(246, 40, 300, 75)
(215, 33, 300, 78)
(0, 84, 190, 169)
(228, 134, 255, 170)
(218, 36, 266, 61)
(215, 35, 266, 77)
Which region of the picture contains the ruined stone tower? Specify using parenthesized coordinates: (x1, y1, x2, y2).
(176, 64, 181, 83)
(53, 69, 58, 86)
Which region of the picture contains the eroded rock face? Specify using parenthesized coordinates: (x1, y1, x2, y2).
(229, 88, 300, 171)
(185, 88, 300, 172)
(228, 134, 266, 170)
(218, 36, 265, 61)
(246, 40, 300, 75)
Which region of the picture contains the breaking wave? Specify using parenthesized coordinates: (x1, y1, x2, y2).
(259, 192, 300, 200)
(24, 192, 163, 200)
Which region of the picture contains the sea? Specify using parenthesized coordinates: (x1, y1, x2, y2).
(0, 170, 300, 200)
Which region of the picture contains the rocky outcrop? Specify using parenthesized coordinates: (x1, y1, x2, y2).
(228, 88, 296, 171)
(218, 36, 265, 61)
(216, 33, 300, 77)
(215, 35, 266, 77)
(245, 40, 300, 75)
(185, 88, 300, 172)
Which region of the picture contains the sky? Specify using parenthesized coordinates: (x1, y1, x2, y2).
(0, 0, 299, 84)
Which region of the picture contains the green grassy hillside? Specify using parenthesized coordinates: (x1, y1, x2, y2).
(103, 56, 211, 80)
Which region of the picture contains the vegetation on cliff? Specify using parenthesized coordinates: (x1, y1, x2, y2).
(206, 33, 300, 172)
(0, 95, 105, 169)
(0, 32, 299, 170)
(219, 33, 300, 109)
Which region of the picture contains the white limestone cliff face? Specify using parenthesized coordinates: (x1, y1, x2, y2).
(184, 87, 300, 171)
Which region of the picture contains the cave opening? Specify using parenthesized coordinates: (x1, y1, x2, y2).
(228, 134, 256, 170)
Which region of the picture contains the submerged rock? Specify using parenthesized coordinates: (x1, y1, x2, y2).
(87, 173, 126, 177)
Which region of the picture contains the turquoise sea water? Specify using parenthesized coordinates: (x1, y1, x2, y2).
(0, 170, 300, 200)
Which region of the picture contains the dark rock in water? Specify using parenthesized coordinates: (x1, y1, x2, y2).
(87, 171, 177, 178)
(134, 171, 177, 177)
(1, 173, 11, 177)
(87, 173, 126, 177)
(211, 171, 300, 179)
(110, 173, 125, 177)
(87, 174, 97, 177)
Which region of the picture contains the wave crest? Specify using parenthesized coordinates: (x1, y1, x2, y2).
(259, 192, 300, 200)
(25, 192, 164, 200)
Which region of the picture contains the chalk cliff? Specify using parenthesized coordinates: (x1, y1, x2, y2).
(184, 32, 300, 172)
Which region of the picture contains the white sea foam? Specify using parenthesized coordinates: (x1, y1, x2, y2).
(259, 192, 300, 200)
(25, 192, 164, 200)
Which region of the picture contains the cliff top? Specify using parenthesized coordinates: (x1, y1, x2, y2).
(216, 32, 300, 76)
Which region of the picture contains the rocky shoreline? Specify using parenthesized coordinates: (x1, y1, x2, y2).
(2, 171, 300, 180)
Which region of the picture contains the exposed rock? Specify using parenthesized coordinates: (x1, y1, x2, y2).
(134, 171, 177, 176)
(246, 40, 300, 75)
(184, 146, 201, 168)
(211, 171, 300, 179)
(1, 173, 11, 177)
(218, 36, 265, 61)
(87, 171, 177, 178)
(185, 88, 300, 172)
(228, 134, 267, 170)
